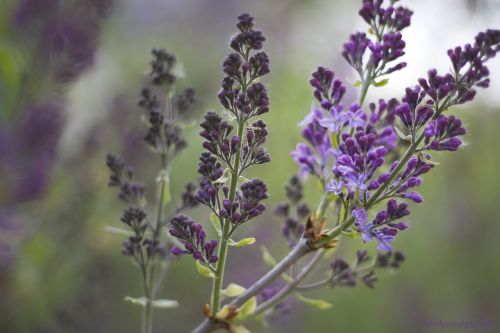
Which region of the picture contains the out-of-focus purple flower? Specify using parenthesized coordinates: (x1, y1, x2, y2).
(274, 175, 310, 247)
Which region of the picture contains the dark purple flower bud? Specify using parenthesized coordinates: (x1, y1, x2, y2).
(171, 247, 184, 256)
(343, 32, 370, 73)
(362, 271, 378, 288)
(356, 249, 371, 264)
(401, 191, 423, 203)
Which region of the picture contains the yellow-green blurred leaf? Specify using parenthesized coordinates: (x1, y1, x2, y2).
(295, 294, 333, 310)
(229, 237, 256, 247)
(234, 297, 257, 321)
(195, 260, 215, 278)
(210, 212, 222, 236)
(152, 299, 179, 309)
(222, 283, 246, 298)
(373, 78, 389, 87)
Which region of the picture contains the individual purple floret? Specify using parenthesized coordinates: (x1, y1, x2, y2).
(169, 215, 218, 264)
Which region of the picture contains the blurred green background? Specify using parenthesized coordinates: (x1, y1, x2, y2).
(1, 0, 500, 332)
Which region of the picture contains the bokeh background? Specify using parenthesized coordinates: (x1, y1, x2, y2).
(1, 0, 500, 332)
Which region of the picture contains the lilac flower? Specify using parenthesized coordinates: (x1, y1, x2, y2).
(219, 179, 268, 225)
(274, 175, 310, 247)
(310, 66, 346, 110)
(343, 32, 370, 74)
(424, 115, 466, 151)
(169, 215, 218, 264)
(353, 208, 373, 242)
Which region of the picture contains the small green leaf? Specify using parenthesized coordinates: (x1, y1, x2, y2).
(330, 132, 340, 149)
(104, 225, 133, 237)
(373, 78, 389, 87)
(124, 296, 147, 307)
(238, 175, 251, 183)
(261, 246, 278, 267)
(214, 168, 231, 184)
(260, 246, 293, 282)
(353, 80, 362, 87)
(295, 294, 333, 310)
(222, 283, 246, 298)
(195, 260, 215, 278)
(341, 230, 359, 238)
(215, 305, 231, 320)
(152, 299, 179, 309)
(230, 324, 251, 333)
(210, 213, 222, 236)
(418, 152, 439, 166)
(228, 237, 256, 247)
(326, 192, 339, 203)
(394, 121, 412, 142)
(156, 170, 171, 205)
(234, 297, 257, 321)
(368, 27, 376, 35)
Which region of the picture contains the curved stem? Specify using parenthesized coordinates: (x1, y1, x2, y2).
(192, 237, 311, 333)
(296, 277, 332, 291)
(252, 250, 325, 316)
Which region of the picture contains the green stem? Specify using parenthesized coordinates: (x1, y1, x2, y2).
(210, 121, 245, 315)
(143, 153, 168, 333)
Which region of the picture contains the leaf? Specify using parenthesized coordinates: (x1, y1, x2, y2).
(233, 297, 257, 321)
(210, 213, 222, 236)
(230, 324, 252, 333)
(329, 132, 339, 149)
(196, 260, 215, 278)
(222, 283, 246, 298)
(373, 78, 389, 87)
(228, 238, 256, 247)
(124, 297, 179, 309)
(215, 305, 231, 320)
(152, 299, 179, 309)
(214, 168, 231, 184)
(260, 246, 278, 267)
(103, 225, 133, 237)
(393, 121, 412, 142)
(260, 246, 292, 282)
(353, 80, 362, 87)
(124, 296, 147, 307)
(295, 294, 333, 310)
(341, 230, 360, 238)
(156, 170, 171, 204)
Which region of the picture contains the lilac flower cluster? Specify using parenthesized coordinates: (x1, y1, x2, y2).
(169, 14, 271, 262)
(170, 215, 218, 264)
(343, 0, 412, 82)
(107, 49, 198, 262)
(274, 176, 311, 247)
(330, 250, 405, 289)
(139, 49, 196, 155)
(292, 0, 500, 253)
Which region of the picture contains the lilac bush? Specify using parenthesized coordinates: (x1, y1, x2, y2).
(106, 1, 500, 332)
